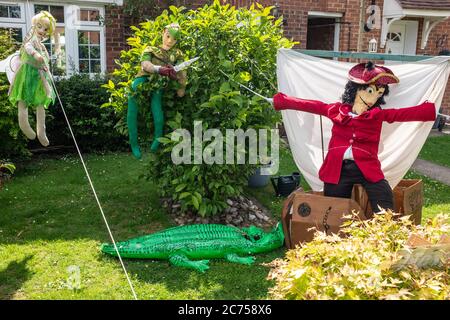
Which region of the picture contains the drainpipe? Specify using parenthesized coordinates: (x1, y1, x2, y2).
(357, 0, 366, 52)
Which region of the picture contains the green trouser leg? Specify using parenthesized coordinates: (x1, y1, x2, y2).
(127, 77, 148, 159)
(150, 89, 164, 152)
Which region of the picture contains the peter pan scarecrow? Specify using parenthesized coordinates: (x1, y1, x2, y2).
(7, 11, 58, 147)
(127, 23, 188, 159)
(272, 62, 436, 212)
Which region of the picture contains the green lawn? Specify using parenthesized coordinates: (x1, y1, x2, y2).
(419, 135, 450, 168)
(0, 153, 283, 300)
(1, 143, 449, 299)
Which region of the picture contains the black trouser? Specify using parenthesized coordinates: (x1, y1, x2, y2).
(324, 159, 394, 212)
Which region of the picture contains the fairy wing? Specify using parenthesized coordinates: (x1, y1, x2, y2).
(0, 51, 21, 84)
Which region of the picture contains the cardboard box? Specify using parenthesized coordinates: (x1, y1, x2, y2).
(281, 189, 367, 248)
(351, 179, 423, 225)
(281, 180, 423, 248)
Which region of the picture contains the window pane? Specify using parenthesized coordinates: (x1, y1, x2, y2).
(0, 5, 7, 18)
(78, 31, 89, 44)
(90, 46, 100, 59)
(89, 10, 99, 21)
(79, 45, 89, 59)
(0, 27, 23, 43)
(79, 60, 89, 73)
(79, 9, 99, 22)
(50, 6, 64, 23)
(90, 60, 101, 73)
(0, 4, 21, 18)
(34, 5, 48, 14)
(10, 5, 20, 18)
(90, 31, 100, 45)
(80, 9, 89, 21)
(78, 30, 102, 73)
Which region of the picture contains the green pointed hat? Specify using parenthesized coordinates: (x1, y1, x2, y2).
(165, 22, 180, 40)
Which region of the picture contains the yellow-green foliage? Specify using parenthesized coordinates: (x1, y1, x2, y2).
(267, 212, 449, 300)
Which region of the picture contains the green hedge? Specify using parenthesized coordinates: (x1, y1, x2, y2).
(47, 74, 128, 152)
(0, 30, 29, 159)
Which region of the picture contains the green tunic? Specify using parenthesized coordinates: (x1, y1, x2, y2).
(136, 45, 186, 90)
(8, 35, 55, 109)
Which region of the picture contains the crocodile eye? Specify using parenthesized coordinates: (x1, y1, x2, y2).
(253, 235, 261, 241)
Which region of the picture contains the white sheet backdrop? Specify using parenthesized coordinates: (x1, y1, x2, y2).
(277, 49, 450, 191)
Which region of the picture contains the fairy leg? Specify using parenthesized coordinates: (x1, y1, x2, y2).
(150, 89, 164, 152)
(127, 77, 148, 159)
(18, 101, 36, 140)
(36, 106, 49, 146)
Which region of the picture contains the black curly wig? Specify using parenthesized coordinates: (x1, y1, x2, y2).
(341, 62, 390, 109)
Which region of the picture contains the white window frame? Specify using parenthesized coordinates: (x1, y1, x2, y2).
(74, 6, 102, 27)
(0, 1, 107, 76)
(307, 11, 343, 52)
(69, 5, 106, 75)
(0, 22, 26, 42)
(0, 1, 25, 23)
(74, 26, 106, 75)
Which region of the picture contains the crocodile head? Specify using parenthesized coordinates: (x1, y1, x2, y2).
(244, 222, 284, 254)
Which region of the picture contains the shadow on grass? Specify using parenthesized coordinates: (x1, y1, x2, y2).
(0, 255, 34, 300)
(120, 248, 285, 300)
(0, 153, 171, 244)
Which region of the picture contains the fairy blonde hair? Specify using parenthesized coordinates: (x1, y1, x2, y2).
(32, 11, 56, 36)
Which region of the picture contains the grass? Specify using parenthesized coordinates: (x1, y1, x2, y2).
(419, 135, 450, 168)
(1, 140, 449, 299)
(0, 153, 283, 300)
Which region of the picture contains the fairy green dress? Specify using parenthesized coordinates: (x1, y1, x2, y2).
(8, 34, 55, 109)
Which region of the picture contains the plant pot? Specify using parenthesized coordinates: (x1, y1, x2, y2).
(248, 162, 274, 188)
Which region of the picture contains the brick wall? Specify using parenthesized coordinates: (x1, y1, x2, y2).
(105, 5, 125, 73)
(105, 0, 450, 114)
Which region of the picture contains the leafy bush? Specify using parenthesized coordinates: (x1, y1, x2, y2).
(104, 1, 295, 216)
(47, 74, 128, 152)
(0, 30, 29, 159)
(0, 161, 16, 175)
(267, 212, 450, 300)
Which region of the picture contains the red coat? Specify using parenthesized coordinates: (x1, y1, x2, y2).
(273, 93, 436, 184)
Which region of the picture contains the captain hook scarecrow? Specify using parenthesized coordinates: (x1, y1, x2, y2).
(272, 61, 436, 212)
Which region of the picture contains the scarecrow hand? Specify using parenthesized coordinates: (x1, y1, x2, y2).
(159, 65, 177, 80)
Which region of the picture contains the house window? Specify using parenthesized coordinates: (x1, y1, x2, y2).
(34, 4, 64, 23)
(78, 31, 101, 73)
(0, 4, 21, 19)
(306, 12, 342, 53)
(387, 32, 402, 42)
(0, 2, 25, 43)
(0, 26, 23, 43)
(79, 9, 100, 22)
(0, 2, 106, 75)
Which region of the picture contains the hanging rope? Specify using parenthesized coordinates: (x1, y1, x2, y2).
(26, 0, 138, 300)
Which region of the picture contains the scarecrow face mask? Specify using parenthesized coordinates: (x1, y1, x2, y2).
(35, 18, 51, 41)
(354, 84, 385, 114)
(162, 24, 180, 50)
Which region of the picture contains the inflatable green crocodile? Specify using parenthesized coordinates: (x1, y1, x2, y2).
(101, 223, 284, 272)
